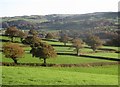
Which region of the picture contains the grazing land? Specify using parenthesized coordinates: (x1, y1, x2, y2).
(1, 10, 119, 86)
(2, 65, 118, 85)
(1, 35, 119, 85)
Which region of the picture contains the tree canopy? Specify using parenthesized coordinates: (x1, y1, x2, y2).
(59, 34, 70, 45)
(72, 38, 84, 56)
(3, 43, 24, 64)
(5, 26, 19, 42)
(22, 36, 41, 47)
(30, 42, 57, 66)
(85, 35, 103, 52)
(29, 29, 38, 36)
(45, 33, 54, 39)
(18, 30, 27, 42)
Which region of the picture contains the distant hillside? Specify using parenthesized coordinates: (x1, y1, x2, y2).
(1, 12, 118, 31)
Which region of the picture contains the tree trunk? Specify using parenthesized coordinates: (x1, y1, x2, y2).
(92, 47, 96, 52)
(64, 43, 66, 46)
(43, 58, 47, 66)
(77, 49, 79, 56)
(11, 37, 14, 42)
(20, 38, 23, 42)
(12, 58, 17, 64)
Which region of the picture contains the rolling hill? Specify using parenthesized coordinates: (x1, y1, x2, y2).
(1, 12, 118, 31)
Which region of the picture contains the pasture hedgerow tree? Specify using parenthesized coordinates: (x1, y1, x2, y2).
(30, 42, 57, 66)
(45, 33, 54, 39)
(29, 29, 38, 36)
(59, 34, 69, 45)
(86, 35, 103, 52)
(22, 36, 41, 47)
(3, 43, 24, 64)
(107, 31, 120, 47)
(5, 26, 19, 42)
(18, 31, 27, 42)
(72, 38, 84, 56)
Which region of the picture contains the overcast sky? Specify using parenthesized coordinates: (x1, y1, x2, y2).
(0, 0, 119, 17)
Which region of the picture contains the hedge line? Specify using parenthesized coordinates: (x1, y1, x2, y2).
(1, 62, 119, 67)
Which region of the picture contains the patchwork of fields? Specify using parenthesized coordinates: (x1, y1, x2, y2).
(0, 36, 119, 85)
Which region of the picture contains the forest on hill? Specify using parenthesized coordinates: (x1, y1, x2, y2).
(1, 12, 118, 31)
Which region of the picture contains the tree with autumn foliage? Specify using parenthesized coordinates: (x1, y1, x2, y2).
(5, 26, 19, 42)
(22, 36, 41, 47)
(85, 35, 103, 52)
(29, 29, 38, 36)
(30, 42, 57, 66)
(45, 33, 54, 39)
(72, 38, 84, 56)
(59, 34, 70, 45)
(18, 30, 27, 42)
(106, 31, 120, 47)
(3, 43, 24, 64)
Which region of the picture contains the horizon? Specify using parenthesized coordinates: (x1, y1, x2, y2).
(1, 11, 118, 17)
(0, 0, 119, 17)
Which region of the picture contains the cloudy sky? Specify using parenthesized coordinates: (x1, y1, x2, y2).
(0, 0, 119, 17)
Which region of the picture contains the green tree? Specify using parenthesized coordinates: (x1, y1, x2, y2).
(86, 35, 103, 52)
(5, 26, 19, 42)
(72, 38, 84, 56)
(3, 43, 24, 64)
(30, 42, 57, 66)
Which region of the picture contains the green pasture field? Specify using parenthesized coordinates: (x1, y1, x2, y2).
(43, 40, 72, 45)
(86, 52, 118, 59)
(2, 65, 118, 85)
(0, 35, 119, 64)
(0, 35, 119, 85)
(1, 53, 115, 64)
(0, 35, 20, 43)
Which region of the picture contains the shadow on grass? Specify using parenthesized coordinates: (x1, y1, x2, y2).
(0, 38, 21, 44)
(0, 39, 10, 42)
(42, 38, 59, 42)
(57, 53, 119, 61)
(1, 85, 119, 87)
(52, 44, 73, 47)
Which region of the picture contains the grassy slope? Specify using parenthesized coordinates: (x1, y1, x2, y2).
(0, 35, 119, 85)
(2, 53, 114, 64)
(0, 36, 118, 63)
(2, 66, 118, 85)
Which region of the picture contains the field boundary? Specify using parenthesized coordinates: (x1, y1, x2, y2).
(1, 62, 119, 67)
(57, 53, 119, 61)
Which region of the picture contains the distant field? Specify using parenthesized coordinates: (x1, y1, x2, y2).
(2, 66, 118, 85)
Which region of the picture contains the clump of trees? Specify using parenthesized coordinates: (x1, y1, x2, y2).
(3, 43, 24, 64)
(5, 26, 27, 42)
(85, 35, 103, 52)
(72, 38, 84, 56)
(30, 42, 57, 66)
